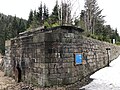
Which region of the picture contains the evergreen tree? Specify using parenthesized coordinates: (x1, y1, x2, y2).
(43, 4, 49, 22)
(37, 2, 43, 25)
(51, 0, 59, 24)
(12, 16, 19, 37)
(0, 16, 5, 54)
(18, 18, 26, 33)
(0, 13, 27, 54)
(6, 23, 13, 39)
(27, 10, 33, 28)
(27, 3, 49, 28)
(30, 10, 40, 28)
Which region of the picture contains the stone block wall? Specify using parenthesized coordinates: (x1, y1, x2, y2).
(44, 30, 120, 87)
(10, 33, 46, 86)
(3, 40, 12, 76)
(5, 26, 120, 88)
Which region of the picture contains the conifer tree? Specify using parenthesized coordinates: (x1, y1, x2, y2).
(27, 10, 33, 28)
(0, 13, 27, 54)
(43, 4, 49, 22)
(37, 2, 43, 25)
(12, 16, 19, 37)
(18, 18, 26, 33)
(51, 0, 59, 24)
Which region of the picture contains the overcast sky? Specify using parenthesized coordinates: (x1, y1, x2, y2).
(0, 0, 119, 34)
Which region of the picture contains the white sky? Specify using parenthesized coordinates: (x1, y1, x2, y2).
(0, 0, 119, 34)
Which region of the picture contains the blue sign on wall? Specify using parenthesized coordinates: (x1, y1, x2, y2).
(75, 54, 82, 64)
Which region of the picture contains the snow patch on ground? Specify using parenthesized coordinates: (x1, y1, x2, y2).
(80, 56, 120, 90)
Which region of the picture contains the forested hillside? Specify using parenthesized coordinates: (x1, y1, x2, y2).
(0, 13, 27, 54)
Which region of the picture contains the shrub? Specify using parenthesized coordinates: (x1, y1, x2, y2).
(116, 42, 120, 45)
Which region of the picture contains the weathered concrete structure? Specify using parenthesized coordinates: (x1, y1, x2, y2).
(2, 40, 12, 76)
(4, 26, 120, 88)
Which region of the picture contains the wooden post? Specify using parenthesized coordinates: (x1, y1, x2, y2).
(106, 48, 111, 67)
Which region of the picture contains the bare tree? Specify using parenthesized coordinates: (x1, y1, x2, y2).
(60, 0, 72, 25)
(84, 0, 104, 34)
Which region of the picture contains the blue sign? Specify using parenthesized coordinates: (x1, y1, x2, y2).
(75, 54, 82, 64)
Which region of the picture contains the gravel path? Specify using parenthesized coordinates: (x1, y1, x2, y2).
(0, 70, 17, 90)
